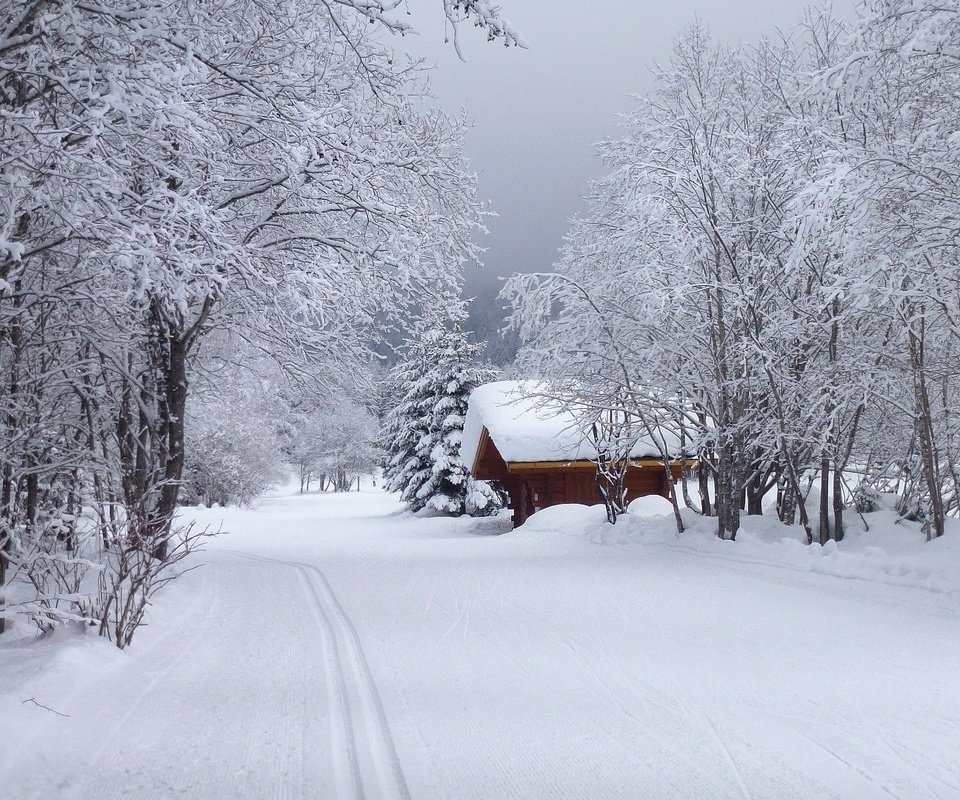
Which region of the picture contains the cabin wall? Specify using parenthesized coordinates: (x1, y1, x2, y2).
(507, 465, 678, 527)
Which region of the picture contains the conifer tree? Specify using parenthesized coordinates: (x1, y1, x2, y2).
(381, 315, 501, 514)
(381, 345, 432, 505)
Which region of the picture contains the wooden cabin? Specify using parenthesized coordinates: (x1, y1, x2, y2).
(462, 382, 685, 528)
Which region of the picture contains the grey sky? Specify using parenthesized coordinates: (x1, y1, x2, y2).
(400, 1, 856, 319)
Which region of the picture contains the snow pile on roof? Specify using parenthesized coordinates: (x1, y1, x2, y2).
(462, 381, 680, 469)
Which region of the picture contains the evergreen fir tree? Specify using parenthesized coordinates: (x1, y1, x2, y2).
(380, 342, 431, 504)
(381, 314, 501, 515)
(413, 325, 485, 513)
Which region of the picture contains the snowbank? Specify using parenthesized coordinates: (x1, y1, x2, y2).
(510, 501, 960, 595)
(627, 494, 675, 517)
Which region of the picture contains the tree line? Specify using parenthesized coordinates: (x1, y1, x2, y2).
(0, 0, 518, 644)
(508, 1, 960, 543)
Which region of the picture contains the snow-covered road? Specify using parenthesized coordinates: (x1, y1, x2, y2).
(3, 486, 960, 799)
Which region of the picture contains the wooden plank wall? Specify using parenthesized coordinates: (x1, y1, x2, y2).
(508, 465, 678, 527)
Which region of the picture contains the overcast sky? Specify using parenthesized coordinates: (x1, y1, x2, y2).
(399, 0, 856, 313)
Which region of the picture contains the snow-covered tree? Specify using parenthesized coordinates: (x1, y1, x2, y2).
(381, 345, 433, 507)
(314, 401, 382, 493)
(505, 9, 960, 544)
(0, 0, 507, 640)
(507, 26, 796, 540)
(383, 314, 498, 514)
(182, 358, 288, 507)
(790, 0, 960, 540)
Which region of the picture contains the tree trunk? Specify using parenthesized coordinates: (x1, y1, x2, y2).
(832, 458, 844, 542)
(149, 331, 188, 559)
(819, 456, 831, 545)
(698, 459, 713, 517)
(909, 321, 945, 539)
(595, 454, 627, 525)
(0, 284, 23, 636)
(659, 461, 685, 534)
(715, 443, 740, 540)
(778, 443, 814, 544)
(745, 471, 765, 516)
(776, 478, 795, 524)
(0, 461, 13, 635)
(0, 537, 6, 635)
(679, 460, 701, 514)
(116, 304, 191, 561)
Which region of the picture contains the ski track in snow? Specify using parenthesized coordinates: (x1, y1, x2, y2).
(230, 551, 411, 800)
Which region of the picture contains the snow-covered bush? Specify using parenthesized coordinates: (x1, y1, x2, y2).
(464, 480, 508, 517)
(94, 520, 216, 649)
(853, 484, 884, 515)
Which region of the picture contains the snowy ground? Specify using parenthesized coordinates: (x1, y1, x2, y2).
(3, 484, 960, 799)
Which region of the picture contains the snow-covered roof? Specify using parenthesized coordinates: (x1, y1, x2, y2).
(462, 381, 680, 470)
